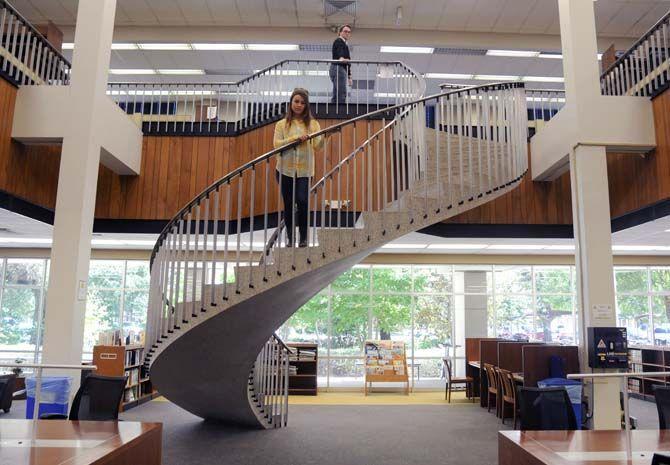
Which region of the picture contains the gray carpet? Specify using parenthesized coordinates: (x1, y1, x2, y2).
(0, 397, 662, 465)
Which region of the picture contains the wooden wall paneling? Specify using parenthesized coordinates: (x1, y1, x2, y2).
(156, 136, 171, 218)
(656, 92, 670, 198)
(498, 342, 541, 373)
(163, 137, 182, 219)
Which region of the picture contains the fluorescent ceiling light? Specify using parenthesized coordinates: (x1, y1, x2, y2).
(426, 244, 488, 250)
(246, 44, 299, 51)
(487, 244, 545, 250)
(474, 74, 520, 81)
(192, 43, 245, 50)
(261, 90, 292, 96)
(597, 53, 603, 60)
(109, 69, 156, 75)
(522, 76, 565, 83)
(526, 96, 566, 103)
(612, 245, 664, 252)
(111, 43, 139, 50)
(0, 237, 52, 244)
(137, 43, 192, 50)
(539, 53, 563, 59)
(381, 243, 428, 249)
(157, 69, 205, 75)
(380, 46, 434, 54)
(545, 245, 575, 250)
(487, 49, 540, 58)
(425, 73, 474, 80)
(62, 43, 74, 50)
(91, 239, 156, 246)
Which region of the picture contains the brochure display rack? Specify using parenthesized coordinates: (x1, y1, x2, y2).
(364, 340, 409, 395)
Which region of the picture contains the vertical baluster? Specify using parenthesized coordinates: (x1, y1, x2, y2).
(210, 189, 220, 306)
(222, 181, 232, 299)
(336, 131, 343, 252)
(0, 8, 7, 75)
(248, 165, 256, 287)
(262, 159, 270, 279)
(4, 15, 15, 74)
(456, 95, 464, 202)
(381, 118, 388, 230)
(235, 174, 243, 293)
(483, 91, 492, 194)
(200, 196, 210, 313)
(191, 204, 201, 320)
(15, 24, 26, 83)
(26, 33, 37, 85)
(181, 213, 191, 324)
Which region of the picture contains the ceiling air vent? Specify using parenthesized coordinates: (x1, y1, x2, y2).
(351, 79, 374, 90)
(325, 0, 357, 24)
(433, 47, 487, 56)
(300, 44, 331, 52)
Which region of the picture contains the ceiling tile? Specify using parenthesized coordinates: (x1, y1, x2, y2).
(295, 0, 324, 27)
(466, 0, 507, 32)
(437, 0, 477, 31)
(116, 0, 159, 25)
(175, 0, 214, 25)
(234, 0, 270, 25)
(519, 0, 557, 34)
(144, 0, 186, 26)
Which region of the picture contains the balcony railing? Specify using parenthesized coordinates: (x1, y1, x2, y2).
(107, 59, 425, 135)
(0, 0, 70, 85)
(601, 9, 670, 97)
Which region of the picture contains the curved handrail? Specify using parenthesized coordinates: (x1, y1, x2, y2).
(148, 81, 523, 266)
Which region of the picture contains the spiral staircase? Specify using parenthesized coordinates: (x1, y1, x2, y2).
(142, 67, 529, 428)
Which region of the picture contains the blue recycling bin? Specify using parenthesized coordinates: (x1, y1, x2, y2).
(25, 376, 72, 419)
(538, 377, 583, 429)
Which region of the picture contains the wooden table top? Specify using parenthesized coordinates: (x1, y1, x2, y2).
(0, 419, 162, 465)
(500, 430, 670, 465)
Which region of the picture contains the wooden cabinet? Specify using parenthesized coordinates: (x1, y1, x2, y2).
(287, 343, 318, 396)
(92, 345, 159, 411)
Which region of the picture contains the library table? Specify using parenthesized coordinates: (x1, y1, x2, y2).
(499, 430, 670, 465)
(0, 419, 162, 465)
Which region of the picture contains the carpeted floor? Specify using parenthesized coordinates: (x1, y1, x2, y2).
(0, 395, 662, 465)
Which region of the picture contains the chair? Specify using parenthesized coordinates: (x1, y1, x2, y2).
(442, 358, 474, 403)
(41, 374, 126, 421)
(484, 363, 500, 416)
(0, 374, 16, 413)
(652, 453, 670, 465)
(499, 369, 518, 428)
(654, 386, 670, 429)
(519, 387, 577, 431)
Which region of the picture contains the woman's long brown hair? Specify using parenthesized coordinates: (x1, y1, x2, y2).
(285, 87, 313, 129)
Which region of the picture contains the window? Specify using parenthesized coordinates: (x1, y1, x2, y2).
(83, 260, 150, 353)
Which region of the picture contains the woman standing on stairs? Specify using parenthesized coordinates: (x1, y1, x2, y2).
(274, 88, 324, 248)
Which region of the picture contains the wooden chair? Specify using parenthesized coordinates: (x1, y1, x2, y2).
(499, 369, 518, 428)
(443, 358, 474, 403)
(484, 363, 500, 416)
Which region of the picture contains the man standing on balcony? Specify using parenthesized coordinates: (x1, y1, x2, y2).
(330, 24, 352, 104)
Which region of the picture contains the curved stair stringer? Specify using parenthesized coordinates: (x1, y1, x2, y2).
(147, 173, 524, 427)
(143, 82, 529, 428)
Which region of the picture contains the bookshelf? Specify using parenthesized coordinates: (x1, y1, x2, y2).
(628, 346, 670, 401)
(92, 345, 159, 411)
(287, 343, 318, 396)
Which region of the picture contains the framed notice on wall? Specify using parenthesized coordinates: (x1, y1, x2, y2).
(364, 340, 409, 395)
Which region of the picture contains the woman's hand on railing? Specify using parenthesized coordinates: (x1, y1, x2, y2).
(299, 134, 309, 143)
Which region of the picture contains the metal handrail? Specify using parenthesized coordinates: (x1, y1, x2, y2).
(108, 58, 425, 134)
(148, 80, 522, 266)
(0, 0, 71, 65)
(0, 0, 71, 85)
(601, 8, 670, 79)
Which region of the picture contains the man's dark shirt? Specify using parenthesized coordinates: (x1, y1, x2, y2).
(331, 36, 351, 77)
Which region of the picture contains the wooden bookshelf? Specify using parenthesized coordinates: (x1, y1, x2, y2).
(287, 343, 318, 396)
(92, 345, 159, 411)
(628, 346, 670, 401)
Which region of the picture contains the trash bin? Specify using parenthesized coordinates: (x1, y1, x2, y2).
(538, 377, 583, 429)
(25, 376, 72, 419)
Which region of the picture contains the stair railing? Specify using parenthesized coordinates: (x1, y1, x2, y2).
(601, 8, 670, 97)
(107, 59, 425, 134)
(0, 0, 70, 86)
(249, 333, 292, 428)
(525, 88, 566, 133)
(144, 82, 528, 363)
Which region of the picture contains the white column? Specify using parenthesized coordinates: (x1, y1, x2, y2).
(559, 0, 619, 430)
(454, 270, 488, 377)
(41, 0, 117, 376)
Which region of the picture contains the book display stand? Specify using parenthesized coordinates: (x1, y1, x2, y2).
(364, 340, 409, 395)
